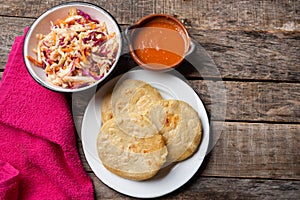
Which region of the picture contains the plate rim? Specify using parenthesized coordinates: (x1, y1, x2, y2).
(81, 69, 210, 198)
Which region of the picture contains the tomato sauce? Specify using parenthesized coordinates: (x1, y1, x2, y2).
(132, 17, 188, 69)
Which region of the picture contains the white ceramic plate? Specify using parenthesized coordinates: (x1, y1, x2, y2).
(81, 69, 210, 198)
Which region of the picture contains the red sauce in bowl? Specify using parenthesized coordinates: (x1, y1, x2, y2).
(130, 15, 190, 70)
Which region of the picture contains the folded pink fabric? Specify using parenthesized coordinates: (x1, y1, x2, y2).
(0, 30, 94, 199)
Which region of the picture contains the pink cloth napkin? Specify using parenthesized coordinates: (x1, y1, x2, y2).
(0, 30, 94, 199)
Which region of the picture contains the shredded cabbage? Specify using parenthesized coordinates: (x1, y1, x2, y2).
(27, 8, 119, 89)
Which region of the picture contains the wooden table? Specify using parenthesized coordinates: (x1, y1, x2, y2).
(1, 0, 299, 199)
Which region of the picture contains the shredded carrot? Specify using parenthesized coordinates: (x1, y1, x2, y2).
(55, 16, 69, 26)
(52, 33, 56, 45)
(86, 50, 90, 56)
(26, 55, 43, 67)
(61, 47, 74, 52)
(109, 32, 116, 39)
(55, 19, 64, 26)
(75, 57, 80, 63)
(89, 22, 97, 29)
(45, 65, 51, 73)
(81, 49, 86, 63)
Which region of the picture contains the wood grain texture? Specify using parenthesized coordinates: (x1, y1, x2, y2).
(70, 80, 300, 123)
(187, 30, 300, 81)
(0, 0, 299, 31)
(194, 80, 300, 122)
(1, 1, 300, 199)
(155, 0, 300, 32)
(89, 173, 300, 199)
(77, 122, 300, 179)
(203, 122, 300, 179)
(0, 17, 34, 70)
(1, 15, 299, 82)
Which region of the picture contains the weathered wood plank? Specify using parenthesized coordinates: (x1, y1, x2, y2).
(1, 16, 299, 82)
(156, 0, 300, 32)
(2, 63, 298, 123)
(203, 122, 300, 179)
(0, 16, 34, 69)
(71, 80, 300, 123)
(88, 173, 300, 199)
(78, 122, 300, 180)
(186, 30, 300, 81)
(194, 80, 300, 122)
(0, 0, 299, 32)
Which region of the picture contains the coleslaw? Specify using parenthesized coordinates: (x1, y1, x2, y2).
(27, 8, 119, 89)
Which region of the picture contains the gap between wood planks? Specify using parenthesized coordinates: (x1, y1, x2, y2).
(223, 119, 300, 125)
(187, 77, 300, 84)
(85, 170, 300, 182)
(2, 72, 300, 84)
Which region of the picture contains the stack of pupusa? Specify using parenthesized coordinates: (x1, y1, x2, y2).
(97, 79, 202, 181)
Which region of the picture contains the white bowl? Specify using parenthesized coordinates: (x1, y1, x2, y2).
(23, 2, 122, 92)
